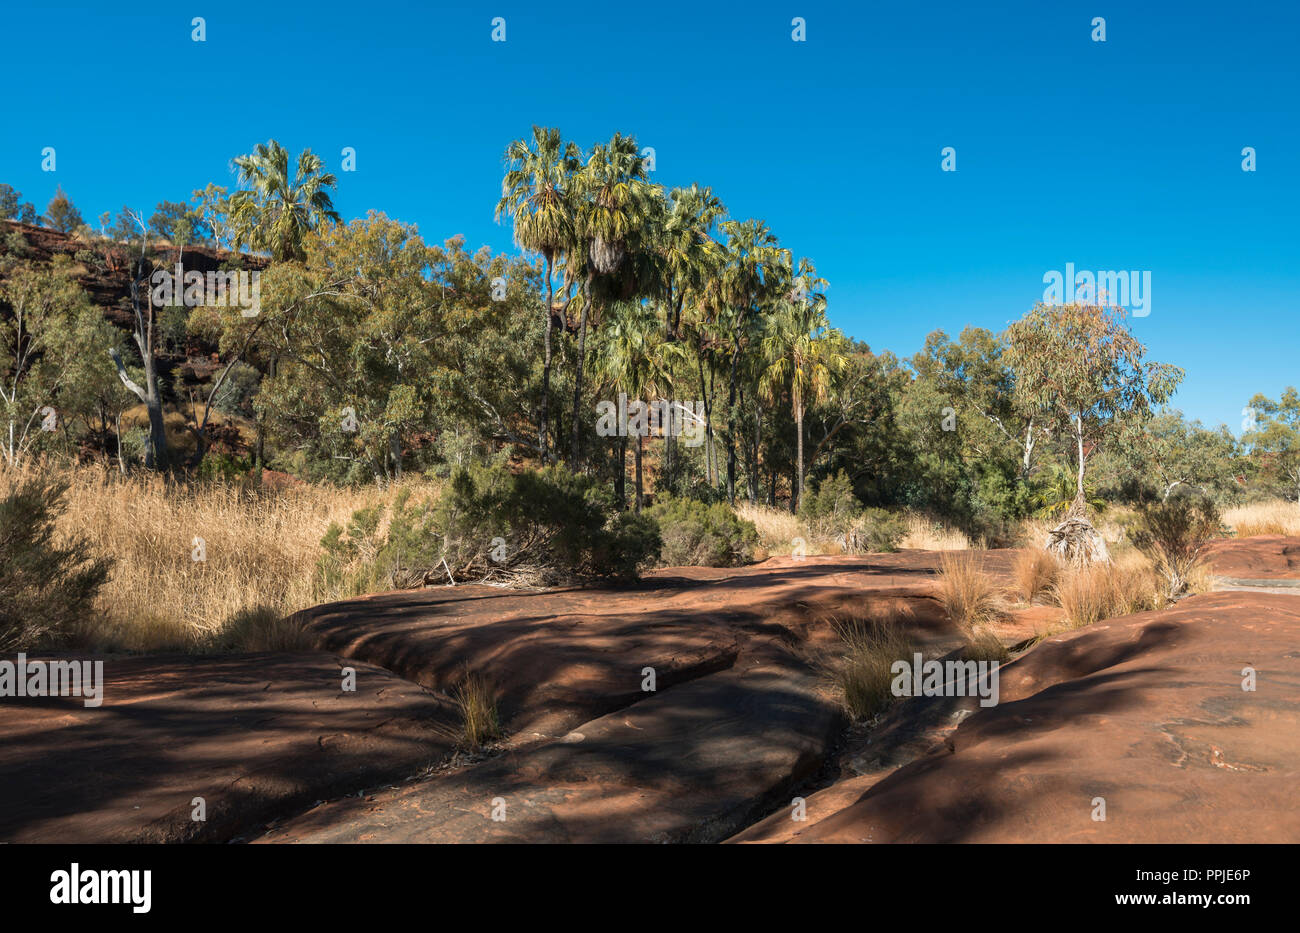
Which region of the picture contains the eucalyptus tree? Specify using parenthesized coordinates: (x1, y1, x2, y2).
(759, 259, 845, 509)
(497, 126, 582, 462)
(1005, 301, 1183, 519)
(228, 140, 341, 262)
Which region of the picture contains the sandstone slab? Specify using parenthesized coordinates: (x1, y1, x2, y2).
(0, 652, 457, 843)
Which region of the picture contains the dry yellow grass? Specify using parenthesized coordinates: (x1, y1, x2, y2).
(1011, 548, 1061, 604)
(936, 551, 1003, 633)
(1, 460, 439, 652)
(734, 502, 805, 555)
(1051, 552, 1162, 629)
(829, 605, 916, 720)
(451, 671, 501, 750)
(1223, 499, 1300, 537)
(901, 514, 973, 550)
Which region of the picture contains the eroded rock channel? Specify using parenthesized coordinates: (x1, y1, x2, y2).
(5, 542, 1298, 844)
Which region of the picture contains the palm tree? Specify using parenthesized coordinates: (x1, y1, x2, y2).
(661, 184, 726, 339)
(228, 140, 341, 262)
(718, 219, 784, 503)
(760, 259, 846, 510)
(600, 299, 685, 510)
(567, 132, 657, 468)
(497, 127, 582, 463)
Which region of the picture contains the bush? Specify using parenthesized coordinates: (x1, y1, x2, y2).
(842, 507, 908, 553)
(0, 478, 112, 651)
(798, 470, 861, 539)
(648, 497, 758, 567)
(1130, 493, 1224, 599)
(318, 464, 661, 589)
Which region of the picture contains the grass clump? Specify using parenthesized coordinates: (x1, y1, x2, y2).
(1051, 556, 1162, 628)
(452, 672, 501, 751)
(832, 610, 915, 721)
(1011, 548, 1061, 604)
(936, 551, 1003, 632)
(962, 626, 1010, 664)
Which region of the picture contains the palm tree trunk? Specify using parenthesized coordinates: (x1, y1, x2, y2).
(726, 337, 740, 504)
(634, 434, 644, 512)
(539, 254, 554, 463)
(569, 274, 592, 469)
(616, 433, 627, 509)
(795, 400, 805, 512)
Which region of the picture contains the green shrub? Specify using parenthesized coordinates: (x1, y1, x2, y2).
(798, 470, 861, 539)
(0, 478, 112, 651)
(843, 507, 908, 553)
(318, 464, 660, 591)
(647, 497, 759, 567)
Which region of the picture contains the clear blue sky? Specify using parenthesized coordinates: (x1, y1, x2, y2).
(3, 0, 1296, 433)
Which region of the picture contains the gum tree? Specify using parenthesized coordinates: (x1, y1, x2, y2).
(1005, 302, 1183, 547)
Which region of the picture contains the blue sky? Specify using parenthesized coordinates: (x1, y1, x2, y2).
(3, 0, 1296, 433)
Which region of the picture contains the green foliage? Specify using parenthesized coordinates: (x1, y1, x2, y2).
(647, 496, 758, 567)
(847, 507, 908, 553)
(0, 478, 112, 651)
(1031, 464, 1106, 519)
(196, 451, 254, 482)
(798, 470, 861, 537)
(43, 186, 84, 234)
(228, 140, 340, 262)
(1244, 388, 1300, 501)
(319, 465, 660, 593)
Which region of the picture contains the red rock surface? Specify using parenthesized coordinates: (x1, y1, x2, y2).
(732, 591, 1300, 843)
(254, 636, 840, 843)
(1205, 535, 1300, 582)
(0, 653, 457, 843)
(292, 553, 1004, 740)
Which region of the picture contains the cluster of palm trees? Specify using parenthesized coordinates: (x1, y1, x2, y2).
(497, 125, 848, 509)
(187, 132, 847, 508)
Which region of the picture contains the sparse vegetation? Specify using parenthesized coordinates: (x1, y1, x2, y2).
(1130, 493, 1224, 600)
(452, 671, 501, 751)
